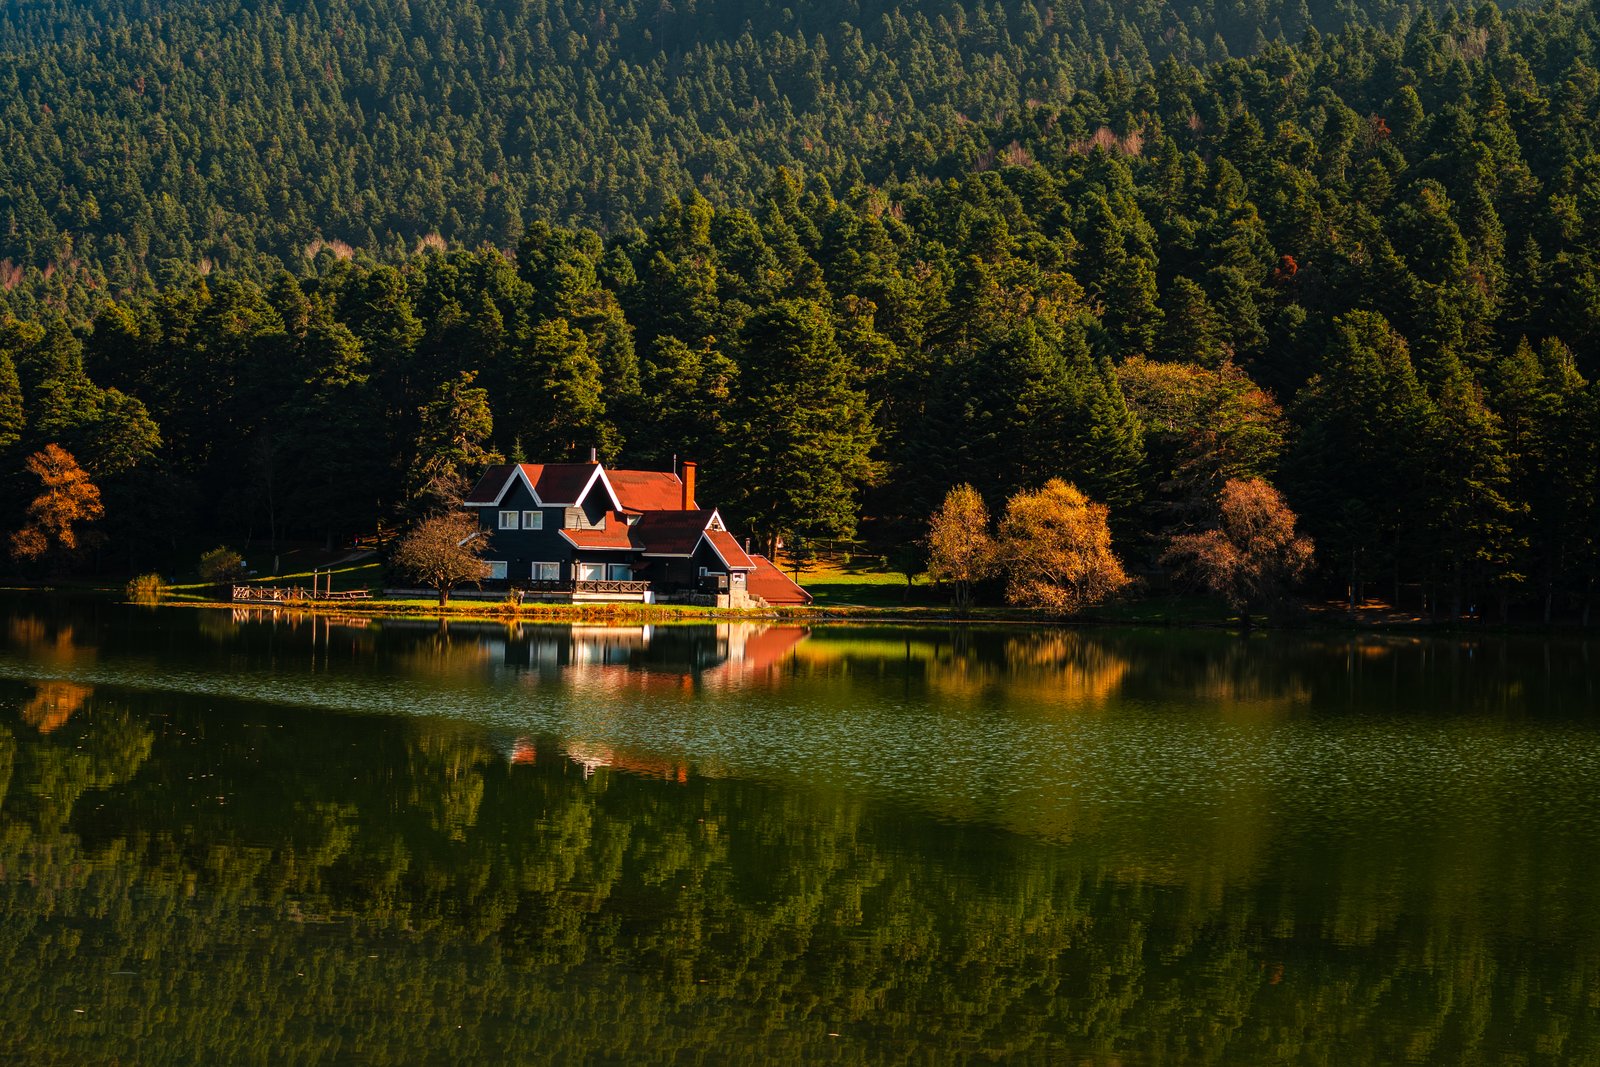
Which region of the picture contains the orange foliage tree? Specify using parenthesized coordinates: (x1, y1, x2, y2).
(10, 444, 105, 567)
(926, 483, 998, 612)
(1162, 477, 1314, 621)
(998, 479, 1130, 615)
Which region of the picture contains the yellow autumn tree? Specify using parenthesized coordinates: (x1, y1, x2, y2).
(926, 483, 998, 612)
(10, 444, 105, 567)
(998, 479, 1130, 615)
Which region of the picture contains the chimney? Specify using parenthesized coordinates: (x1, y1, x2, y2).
(588, 446, 597, 463)
(681, 460, 697, 510)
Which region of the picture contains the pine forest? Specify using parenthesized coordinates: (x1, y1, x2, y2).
(2, 0, 1599, 619)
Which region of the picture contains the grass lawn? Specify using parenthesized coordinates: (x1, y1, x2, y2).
(793, 556, 939, 609)
(165, 550, 385, 594)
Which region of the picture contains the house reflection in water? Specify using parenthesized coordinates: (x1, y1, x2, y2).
(496, 622, 809, 682)
(491, 622, 811, 781)
(562, 740, 690, 782)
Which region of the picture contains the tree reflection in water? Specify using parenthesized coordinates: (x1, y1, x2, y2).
(0, 603, 1594, 1063)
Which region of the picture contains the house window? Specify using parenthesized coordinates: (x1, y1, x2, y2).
(607, 564, 633, 581)
(486, 561, 508, 580)
(522, 510, 543, 530)
(531, 561, 560, 582)
(498, 511, 519, 530)
(578, 562, 605, 582)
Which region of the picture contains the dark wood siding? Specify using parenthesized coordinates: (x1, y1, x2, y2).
(476, 479, 574, 584)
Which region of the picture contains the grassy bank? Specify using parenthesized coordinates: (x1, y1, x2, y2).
(20, 548, 1589, 633)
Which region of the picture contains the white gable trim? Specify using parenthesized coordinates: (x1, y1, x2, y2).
(698, 531, 755, 571)
(465, 466, 545, 508)
(511, 466, 545, 506)
(570, 464, 623, 512)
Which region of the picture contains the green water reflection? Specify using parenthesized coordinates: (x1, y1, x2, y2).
(0, 600, 1597, 1063)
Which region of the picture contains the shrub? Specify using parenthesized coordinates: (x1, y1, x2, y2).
(198, 546, 247, 584)
(126, 573, 167, 602)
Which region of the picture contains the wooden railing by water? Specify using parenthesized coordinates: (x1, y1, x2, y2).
(232, 586, 373, 602)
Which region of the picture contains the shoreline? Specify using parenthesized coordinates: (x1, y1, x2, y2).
(9, 584, 1596, 635)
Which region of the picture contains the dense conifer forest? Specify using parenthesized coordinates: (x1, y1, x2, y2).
(2, 0, 1599, 618)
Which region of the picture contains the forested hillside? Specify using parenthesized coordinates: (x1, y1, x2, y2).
(3, 0, 1431, 312)
(4, 0, 1600, 619)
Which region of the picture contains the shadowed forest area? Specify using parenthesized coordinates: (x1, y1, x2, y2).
(0, 0, 1598, 619)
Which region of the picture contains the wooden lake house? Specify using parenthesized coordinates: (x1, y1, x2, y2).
(462, 457, 810, 607)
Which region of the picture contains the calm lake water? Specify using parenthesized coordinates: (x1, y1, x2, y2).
(0, 597, 1597, 1064)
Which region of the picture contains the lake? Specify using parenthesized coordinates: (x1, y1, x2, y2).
(0, 597, 1597, 1064)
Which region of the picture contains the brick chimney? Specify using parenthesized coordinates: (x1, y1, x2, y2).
(681, 460, 697, 510)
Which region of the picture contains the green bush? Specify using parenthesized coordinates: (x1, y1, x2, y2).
(197, 547, 247, 584)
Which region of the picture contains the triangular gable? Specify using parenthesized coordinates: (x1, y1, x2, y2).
(465, 464, 544, 507)
(464, 462, 624, 509)
(637, 508, 720, 557)
(700, 526, 755, 570)
(574, 465, 623, 513)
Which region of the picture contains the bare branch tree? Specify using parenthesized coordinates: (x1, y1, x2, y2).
(392, 511, 491, 607)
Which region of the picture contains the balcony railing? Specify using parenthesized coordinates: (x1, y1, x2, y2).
(522, 579, 651, 595)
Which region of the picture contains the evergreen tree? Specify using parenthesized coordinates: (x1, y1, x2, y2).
(727, 299, 877, 550)
(0, 352, 23, 453)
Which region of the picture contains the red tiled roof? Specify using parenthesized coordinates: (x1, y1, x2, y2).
(528, 463, 600, 505)
(747, 555, 812, 605)
(608, 468, 689, 511)
(464, 464, 516, 504)
(704, 528, 755, 570)
(635, 509, 716, 555)
(559, 514, 640, 551)
(463, 463, 601, 506)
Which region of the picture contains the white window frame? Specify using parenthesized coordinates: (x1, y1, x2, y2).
(521, 510, 543, 530)
(486, 560, 508, 580)
(577, 562, 605, 582)
(498, 510, 519, 530)
(531, 561, 560, 582)
(607, 563, 633, 581)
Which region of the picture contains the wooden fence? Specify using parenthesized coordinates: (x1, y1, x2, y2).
(232, 586, 373, 602)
